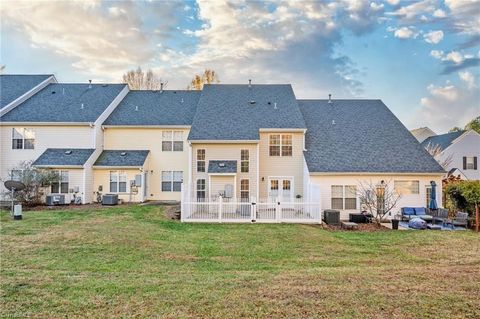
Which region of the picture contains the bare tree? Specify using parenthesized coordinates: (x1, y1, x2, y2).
(0, 161, 58, 207)
(122, 67, 166, 90)
(187, 69, 220, 90)
(425, 142, 453, 169)
(357, 180, 401, 225)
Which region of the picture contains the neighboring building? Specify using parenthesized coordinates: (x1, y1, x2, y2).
(422, 130, 480, 181)
(0, 79, 129, 203)
(410, 127, 436, 143)
(0, 75, 445, 220)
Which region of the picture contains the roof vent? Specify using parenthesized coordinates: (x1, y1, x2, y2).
(64, 150, 72, 155)
(102, 84, 108, 87)
(88, 80, 92, 89)
(248, 79, 252, 88)
(250, 100, 256, 105)
(120, 152, 127, 156)
(218, 162, 226, 168)
(160, 82, 164, 92)
(51, 91, 56, 94)
(62, 88, 65, 95)
(332, 120, 336, 125)
(328, 94, 332, 104)
(274, 102, 277, 109)
(135, 105, 138, 111)
(181, 98, 184, 103)
(80, 103, 84, 109)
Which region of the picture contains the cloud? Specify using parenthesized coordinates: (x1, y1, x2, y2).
(386, 0, 436, 20)
(424, 30, 444, 44)
(459, 70, 476, 89)
(392, 26, 419, 39)
(430, 49, 480, 74)
(1, 1, 182, 80)
(444, 0, 480, 35)
(415, 75, 480, 132)
(432, 9, 446, 18)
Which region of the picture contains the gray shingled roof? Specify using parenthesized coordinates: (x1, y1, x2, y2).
(299, 99, 445, 173)
(0, 74, 52, 108)
(208, 160, 237, 173)
(33, 148, 95, 167)
(188, 84, 306, 140)
(421, 130, 465, 151)
(94, 150, 149, 167)
(1, 83, 126, 122)
(103, 90, 200, 125)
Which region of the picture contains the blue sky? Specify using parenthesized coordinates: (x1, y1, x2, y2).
(1, 0, 479, 132)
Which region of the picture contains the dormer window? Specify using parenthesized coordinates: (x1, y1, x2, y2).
(269, 134, 292, 157)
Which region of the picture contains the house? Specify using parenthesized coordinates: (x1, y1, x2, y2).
(421, 130, 480, 181)
(0, 78, 129, 203)
(410, 127, 437, 143)
(0, 74, 445, 222)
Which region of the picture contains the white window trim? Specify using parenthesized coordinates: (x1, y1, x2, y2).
(268, 134, 293, 157)
(394, 180, 420, 195)
(162, 171, 183, 192)
(331, 185, 357, 210)
(196, 178, 206, 199)
(197, 149, 206, 172)
(52, 170, 69, 194)
(241, 149, 249, 173)
(240, 178, 250, 200)
(12, 128, 35, 150)
(466, 156, 475, 170)
(267, 176, 294, 201)
(162, 130, 184, 152)
(109, 170, 127, 193)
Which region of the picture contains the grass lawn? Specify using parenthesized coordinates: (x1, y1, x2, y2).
(1, 205, 479, 318)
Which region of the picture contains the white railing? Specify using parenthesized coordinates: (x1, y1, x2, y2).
(181, 196, 322, 224)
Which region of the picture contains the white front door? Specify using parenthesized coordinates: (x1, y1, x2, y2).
(268, 178, 293, 202)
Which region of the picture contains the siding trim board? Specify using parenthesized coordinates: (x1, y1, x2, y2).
(0, 122, 92, 126)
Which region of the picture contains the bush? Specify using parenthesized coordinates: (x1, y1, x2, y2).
(445, 181, 480, 217)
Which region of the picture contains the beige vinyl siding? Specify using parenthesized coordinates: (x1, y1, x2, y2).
(44, 168, 84, 204)
(0, 125, 94, 196)
(191, 143, 257, 199)
(209, 176, 235, 198)
(258, 132, 304, 199)
(93, 169, 145, 203)
(103, 127, 189, 201)
(309, 174, 443, 220)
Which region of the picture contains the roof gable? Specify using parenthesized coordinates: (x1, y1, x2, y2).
(421, 130, 465, 151)
(299, 99, 444, 173)
(0, 74, 52, 109)
(188, 84, 306, 141)
(1, 83, 126, 123)
(103, 90, 200, 126)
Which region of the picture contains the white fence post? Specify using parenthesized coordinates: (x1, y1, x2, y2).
(276, 197, 281, 222)
(218, 196, 223, 223)
(251, 196, 256, 222)
(180, 183, 184, 222)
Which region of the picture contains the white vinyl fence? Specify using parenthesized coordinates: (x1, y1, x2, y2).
(181, 183, 322, 224)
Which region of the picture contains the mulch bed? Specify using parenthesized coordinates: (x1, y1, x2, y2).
(322, 222, 390, 232)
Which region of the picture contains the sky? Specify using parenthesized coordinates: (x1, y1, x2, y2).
(1, 0, 479, 133)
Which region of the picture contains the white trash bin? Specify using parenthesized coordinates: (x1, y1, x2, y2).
(13, 204, 22, 220)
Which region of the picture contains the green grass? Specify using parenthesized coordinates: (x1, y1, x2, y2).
(1, 205, 479, 318)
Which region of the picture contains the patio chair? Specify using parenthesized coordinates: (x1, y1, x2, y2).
(432, 208, 449, 225)
(450, 212, 469, 228)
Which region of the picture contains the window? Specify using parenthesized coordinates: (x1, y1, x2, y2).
(241, 149, 249, 173)
(269, 134, 292, 156)
(110, 171, 127, 193)
(51, 171, 69, 194)
(12, 128, 35, 149)
(331, 185, 357, 210)
(240, 179, 249, 200)
(162, 171, 183, 192)
(197, 179, 206, 199)
(197, 149, 205, 172)
(162, 131, 183, 151)
(331, 185, 344, 209)
(345, 186, 357, 210)
(394, 180, 419, 195)
(465, 156, 477, 170)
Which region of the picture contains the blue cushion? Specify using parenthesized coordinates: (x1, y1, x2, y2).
(414, 207, 426, 215)
(403, 207, 415, 215)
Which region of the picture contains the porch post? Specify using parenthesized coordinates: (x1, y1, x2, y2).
(251, 196, 256, 222)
